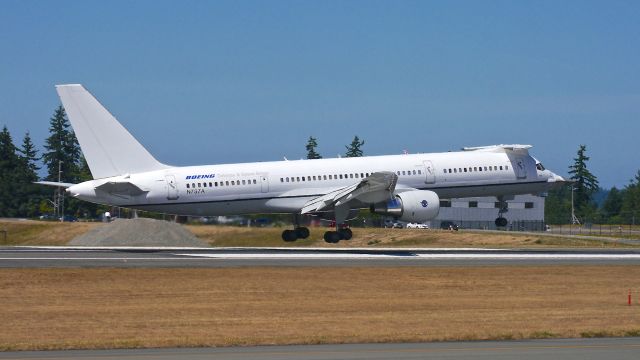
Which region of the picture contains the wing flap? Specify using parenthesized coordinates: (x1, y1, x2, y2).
(301, 171, 398, 214)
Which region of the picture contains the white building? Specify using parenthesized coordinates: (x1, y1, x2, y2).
(434, 194, 545, 231)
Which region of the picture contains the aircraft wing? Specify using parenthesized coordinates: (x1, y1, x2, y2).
(301, 171, 398, 214)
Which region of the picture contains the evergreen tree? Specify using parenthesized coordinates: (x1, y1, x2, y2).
(305, 136, 322, 159)
(619, 171, 640, 224)
(544, 185, 571, 224)
(0, 126, 20, 216)
(345, 136, 365, 157)
(42, 106, 84, 219)
(16, 132, 44, 217)
(42, 106, 81, 183)
(601, 187, 623, 223)
(568, 145, 599, 220)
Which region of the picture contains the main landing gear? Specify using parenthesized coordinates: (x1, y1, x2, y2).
(323, 227, 352, 244)
(281, 227, 310, 242)
(281, 213, 311, 242)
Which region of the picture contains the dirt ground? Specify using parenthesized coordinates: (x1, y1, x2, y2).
(1, 266, 640, 351)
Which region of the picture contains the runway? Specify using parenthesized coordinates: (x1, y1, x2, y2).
(2, 246, 640, 267)
(1, 338, 639, 360)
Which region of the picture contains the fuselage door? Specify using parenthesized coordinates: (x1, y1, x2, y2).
(260, 175, 269, 193)
(515, 158, 527, 179)
(423, 160, 436, 184)
(165, 175, 179, 200)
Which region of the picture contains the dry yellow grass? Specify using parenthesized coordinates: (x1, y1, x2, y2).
(0, 220, 631, 248)
(1, 266, 640, 350)
(187, 225, 626, 248)
(0, 219, 103, 246)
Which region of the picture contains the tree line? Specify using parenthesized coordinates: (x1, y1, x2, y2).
(545, 145, 639, 225)
(2, 108, 639, 225)
(0, 106, 98, 218)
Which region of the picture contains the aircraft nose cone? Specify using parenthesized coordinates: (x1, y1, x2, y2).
(547, 172, 565, 184)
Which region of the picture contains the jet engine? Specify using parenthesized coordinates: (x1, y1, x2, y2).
(370, 190, 440, 222)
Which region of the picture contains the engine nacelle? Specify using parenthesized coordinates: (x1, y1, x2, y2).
(370, 190, 440, 222)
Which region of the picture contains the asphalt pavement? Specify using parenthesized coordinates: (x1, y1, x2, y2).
(1, 338, 640, 360)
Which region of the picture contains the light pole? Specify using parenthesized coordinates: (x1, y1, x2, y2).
(571, 185, 580, 225)
(58, 161, 64, 222)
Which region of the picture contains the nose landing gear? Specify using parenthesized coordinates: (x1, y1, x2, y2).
(494, 196, 510, 228)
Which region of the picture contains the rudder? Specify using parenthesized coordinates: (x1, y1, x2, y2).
(56, 84, 168, 179)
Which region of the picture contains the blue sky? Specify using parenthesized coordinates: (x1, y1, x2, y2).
(1, 0, 638, 188)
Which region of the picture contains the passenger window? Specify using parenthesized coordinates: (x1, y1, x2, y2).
(350, 174, 354, 178)
(464, 168, 467, 173)
(339, 174, 343, 179)
(226, 181, 229, 186)
(302, 177, 305, 182)
(505, 166, 509, 170)
(286, 177, 289, 182)
(215, 182, 218, 186)
(361, 173, 364, 178)
(418, 170, 422, 175)
(203, 183, 207, 187)
(297, 177, 300, 182)
(242, 180, 246, 185)
(454, 168, 457, 173)
(231, 181, 234, 185)
(413, 170, 416, 175)
(198, 183, 202, 187)
(280, 178, 284, 182)
(500, 166, 503, 170)
(402, 171, 406, 175)
(323, 175, 327, 180)
(443, 169, 446, 174)
(186, 184, 190, 188)
(474, 167, 477, 171)
(253, 179, 257, 184)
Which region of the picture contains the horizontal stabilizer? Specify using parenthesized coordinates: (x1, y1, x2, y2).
(95, 181, 147, 196)
(34, 181, 76, 188)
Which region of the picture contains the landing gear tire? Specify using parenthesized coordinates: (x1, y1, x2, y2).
(282, 229, 298, 242)
(338, 228, 353, 240)
(495, 217, 508, 227)
(323, 231, 341, 244)
(295, 227, 310, 239)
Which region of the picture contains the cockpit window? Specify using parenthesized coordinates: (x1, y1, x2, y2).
(536, 163, 545, 171)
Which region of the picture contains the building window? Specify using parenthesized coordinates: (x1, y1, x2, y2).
(469, 201, 478, 208)
(440, 200, 452, 207)
(525, 202, 534, 209)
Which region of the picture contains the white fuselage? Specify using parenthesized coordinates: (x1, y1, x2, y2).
(68, 149, 561, 217)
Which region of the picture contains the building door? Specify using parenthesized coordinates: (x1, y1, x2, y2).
(423, 160, 436, 184)
(260, 175, 269, 193)
(165, 175, 179, 200)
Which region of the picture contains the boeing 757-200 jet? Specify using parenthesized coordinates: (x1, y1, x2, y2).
(39, 84, 565, 243)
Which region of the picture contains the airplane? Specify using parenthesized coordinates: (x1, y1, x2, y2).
(39, 84, 565, 243)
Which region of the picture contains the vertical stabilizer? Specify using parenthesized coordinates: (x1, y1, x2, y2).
(56, 84, 168, 179)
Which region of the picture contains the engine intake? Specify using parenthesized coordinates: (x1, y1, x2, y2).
(370, 190, 440, 222)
